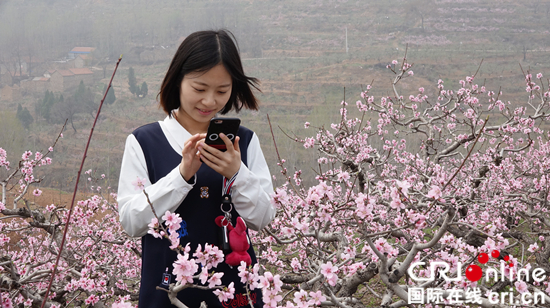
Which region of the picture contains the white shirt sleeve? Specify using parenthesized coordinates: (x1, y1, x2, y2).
(117, 134, 194, 237)
(231, 133, 276, 231)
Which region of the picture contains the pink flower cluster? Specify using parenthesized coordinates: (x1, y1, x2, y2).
(254, 55, 550, 307)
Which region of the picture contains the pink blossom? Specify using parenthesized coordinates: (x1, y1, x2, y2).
(515, 280, 528, 293)
(263, 292, 282, 308)
(394, 180, 411, 197)
(309, 291, 326, 305)
(131, 176, 146, 191)
(168, 231, 180, 250)
(213, 282, 235, 302)
(291, 258, 302, 272)
(111, 301, 134, 308)
(208, 272, 224, 288)
(337, 171, 350, 181)
(199, 266, 209, 284)
(33, 189, 42, 197)
(528, 243, 539, 252)
(173, 253, 198, 284)
(147, 218, 162, 239)
(293, 289, 308, 306)
(194, 244, 224, 269)
(258, 271, 283, 293)
(21, 151, 32, 160)
(162, 211, 182, 228)
(426, 185, 442, 200)
(85, 294, 99, 305)
(2, 296, 13, 308)
(320, 262, 338, 286)
(238, 262, 260, 289)
(390, 199, 405, 210)
(303, 138, 315, 149)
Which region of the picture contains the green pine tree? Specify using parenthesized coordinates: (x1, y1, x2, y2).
(75, 80, 86, 101)
(16, 104, 34, 130)
(104, 85, 116, 105)
(140, 81, 148, 97)
(128, 67, 138, 96)
(40, 90, 55, 121)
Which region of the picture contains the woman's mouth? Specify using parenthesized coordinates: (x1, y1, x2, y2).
(197, 108, 214, 115)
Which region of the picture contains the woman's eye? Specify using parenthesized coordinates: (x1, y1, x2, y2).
(218, 91, 227, 94)
(193, 87, 205, 92)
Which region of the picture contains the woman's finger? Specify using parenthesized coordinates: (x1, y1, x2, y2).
(219, 133, 235, 153)
(233, 136, 240, 154)
(198, 144, 218, 164)
(184, 134, 204, 151)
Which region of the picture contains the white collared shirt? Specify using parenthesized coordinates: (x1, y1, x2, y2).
(117, 115, 275, 237)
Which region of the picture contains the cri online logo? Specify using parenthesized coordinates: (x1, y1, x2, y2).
(465, 250, 512, 281)
(408, 249, 547, 283)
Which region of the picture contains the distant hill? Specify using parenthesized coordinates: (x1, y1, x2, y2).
(0, 0, 548, 192)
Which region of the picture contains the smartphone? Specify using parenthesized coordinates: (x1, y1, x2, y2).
(205, 117, 241, 152)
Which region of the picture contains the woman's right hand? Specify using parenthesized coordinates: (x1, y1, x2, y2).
(179, 133, 206, 182)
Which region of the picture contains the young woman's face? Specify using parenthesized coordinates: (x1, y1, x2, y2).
(177, 64, 232, 133)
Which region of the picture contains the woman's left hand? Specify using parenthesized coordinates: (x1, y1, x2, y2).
(198, 133, 241, 179)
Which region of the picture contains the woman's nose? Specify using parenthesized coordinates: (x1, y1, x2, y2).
(202, 93, 216, 107)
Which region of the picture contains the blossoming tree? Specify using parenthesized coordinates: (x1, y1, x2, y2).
(4, 52, 550, 308)
(0, 138, 141, 307)
(253, 58, 550, 307)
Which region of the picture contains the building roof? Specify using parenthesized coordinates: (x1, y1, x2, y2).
(70, 47, 96, 54)
(69, 68, 93, 75)
(56, 70, 75, 77)
(52, 68, 93, 77)
(32, 77, 49, 81)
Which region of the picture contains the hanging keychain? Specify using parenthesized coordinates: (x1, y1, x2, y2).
(214, 172, 253, 266)
(217, 173, 237, 254)
(218, 193, 233, 254)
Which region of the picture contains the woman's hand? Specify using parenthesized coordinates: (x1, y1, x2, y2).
(198, 133, 241, 179)
(179, 133, 205, 182)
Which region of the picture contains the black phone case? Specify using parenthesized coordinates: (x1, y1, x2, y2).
(205, 117, 241, 152)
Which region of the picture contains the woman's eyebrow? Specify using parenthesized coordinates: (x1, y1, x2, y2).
(193, 81, 232, 87)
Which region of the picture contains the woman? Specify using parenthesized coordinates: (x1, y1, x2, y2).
(117, 29, 275, 308)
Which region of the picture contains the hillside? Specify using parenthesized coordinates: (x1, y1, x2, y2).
(0, 0, 549, 193)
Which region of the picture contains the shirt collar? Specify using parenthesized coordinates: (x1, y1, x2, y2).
(161, 111, 192, 152)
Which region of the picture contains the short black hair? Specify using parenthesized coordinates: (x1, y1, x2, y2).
(158, 29, 260, 116)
